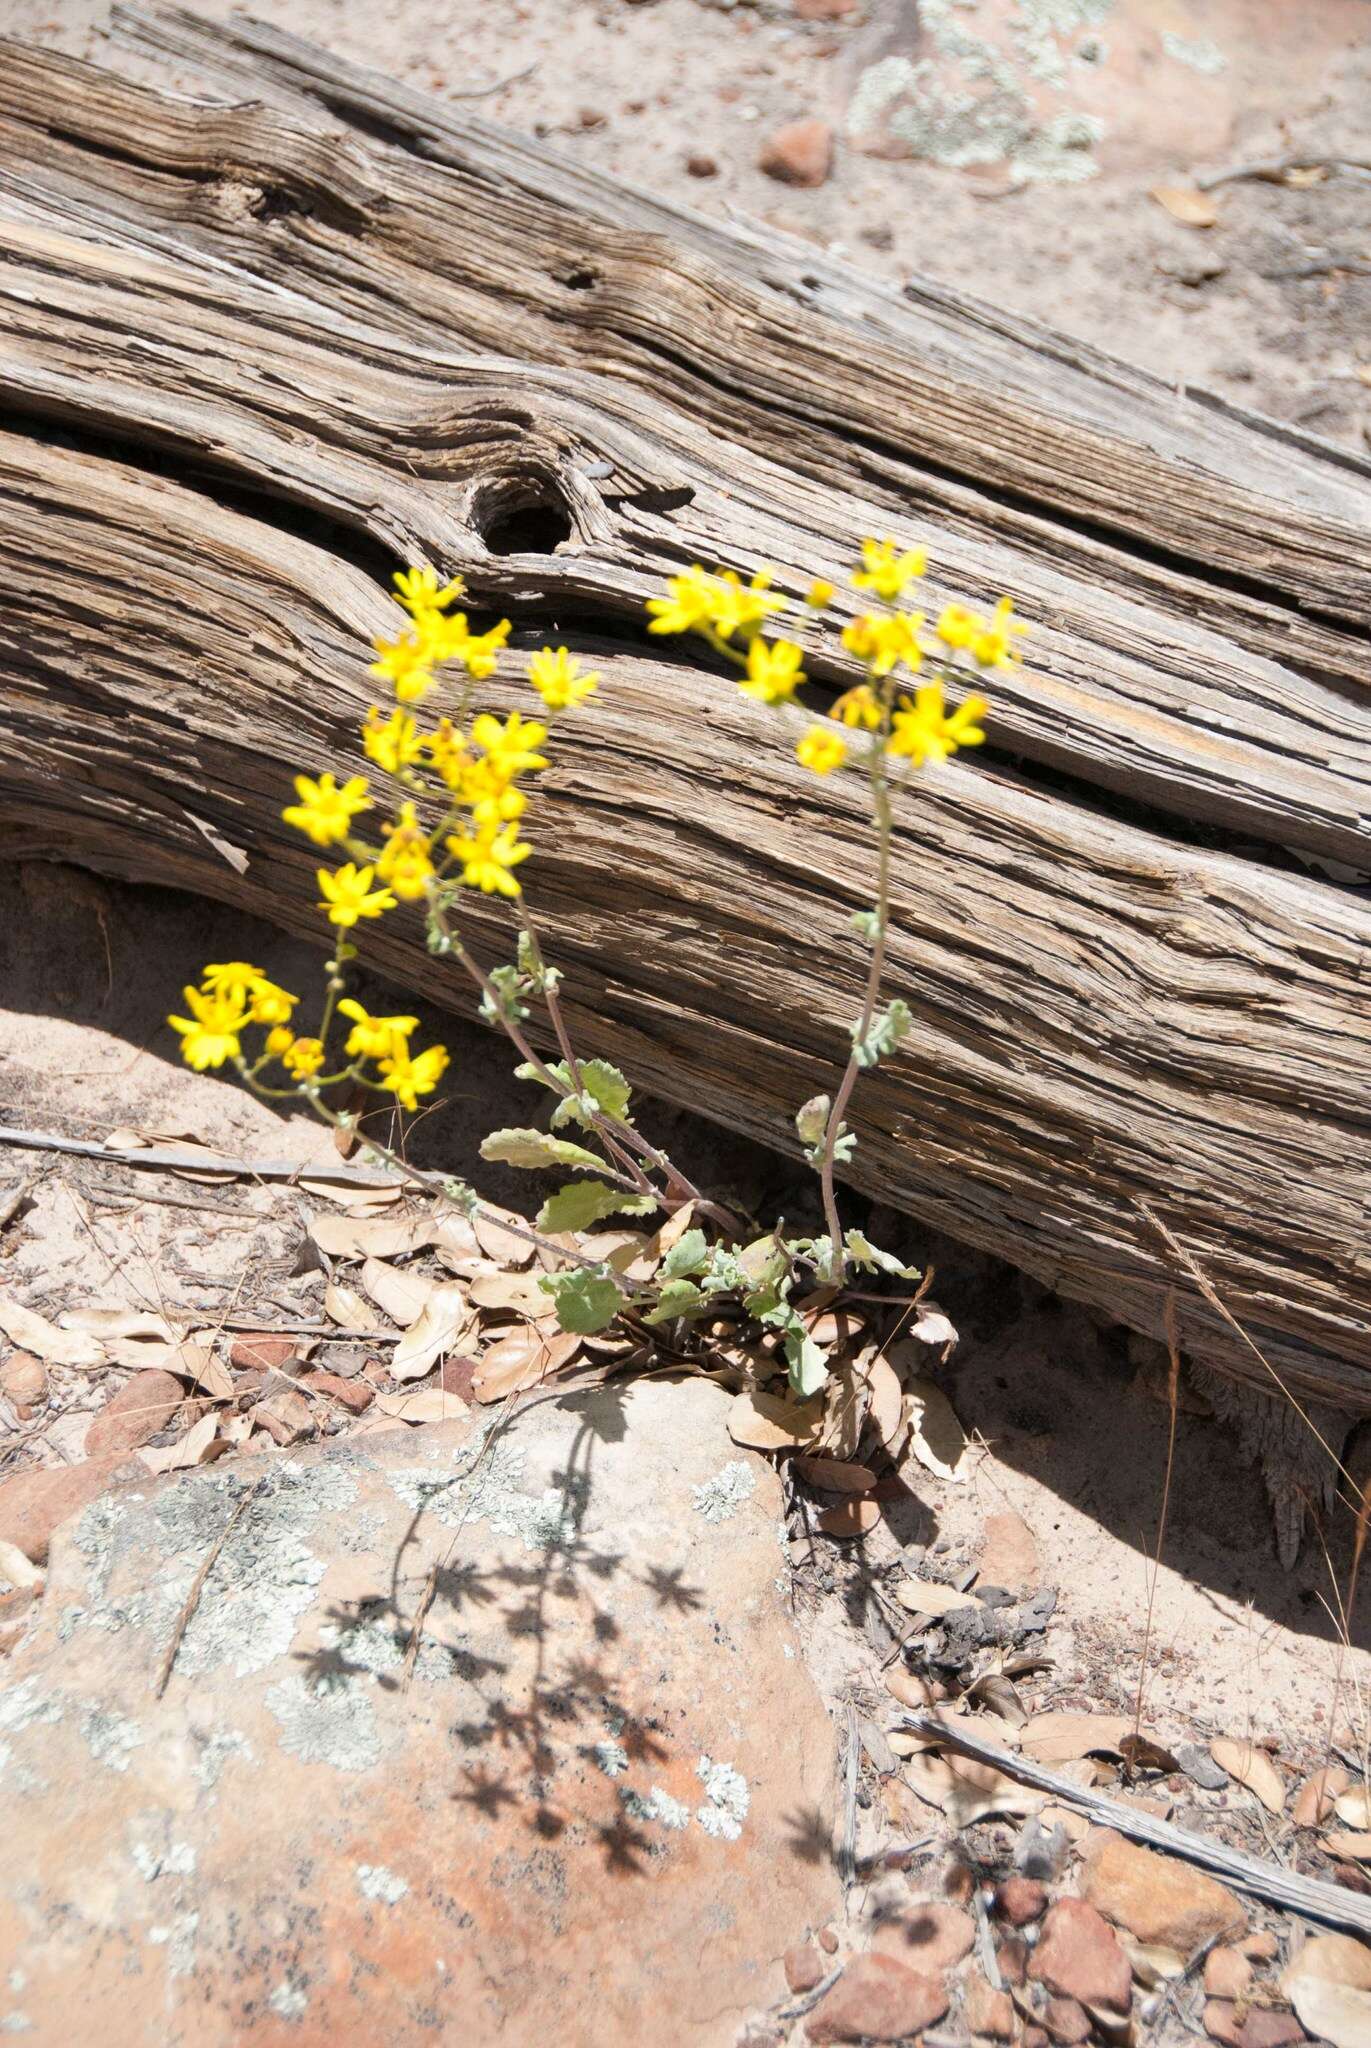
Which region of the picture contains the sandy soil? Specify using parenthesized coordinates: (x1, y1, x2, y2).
(2, 0, 1369, 1824)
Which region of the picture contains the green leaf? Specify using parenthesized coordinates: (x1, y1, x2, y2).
(700, 1246, 747, 1295)
(852, 997, 912, 1070)
(480, 964, 530, 1026)
(549, 1058, 634, 1130)
(795, 1094, 830, 1149)
(538, 1268, 624, 1335)
(642, 1278, 706, 1325)
(850, 909, 881, 943)
(846, 1228, 920, 1281)
(661, 1228, 709, 1280)
(480, 1128, 606, 1173)
(517, 927, 562, 994)
(784, 1327, 829, 1398)
(536, 1181, 658, 1234)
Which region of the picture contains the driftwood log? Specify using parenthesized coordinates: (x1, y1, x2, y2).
(1, 13, 1369, 1452)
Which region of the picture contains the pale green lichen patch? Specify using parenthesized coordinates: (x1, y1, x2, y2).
(619, 1785, 691, 1831)
(389, 1428, 578, 1551)
(696, 1755, 750, 1841)
(264, 1674, 382, 1772)
(81, 1706, 145, 1773)
(692, 1461, 756, 1523)
(268, 1977, 309, 2022)
(356, 1864, 408, 1904)
(592, 1740, 629, 1778)
(1162, 29, 1226, 74)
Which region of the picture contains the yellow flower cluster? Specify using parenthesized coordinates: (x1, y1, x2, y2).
(644, 538, 1017, 781)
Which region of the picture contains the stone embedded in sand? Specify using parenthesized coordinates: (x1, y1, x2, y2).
(0, 1457, 128, 1564)
(1030, 1899, 1132, 2015)
(758, 118, 834, 188)
(1205, 1947, 1255, 2000)
(785, 1942, 826, 1994)
(977, 1509, 1040, 1594)
(965, 1970, 1016, 2038)
(806, 1953, 949, 2042)
(85, 1368, 184, 1458)
(0, 1379, 837, 2045)
(1204, 2002, 1305, 2048)
(1042, 1994, 1091, 2044)
(996, 1875, 1047, 1925)
(1081, 1829, 1247, 1951)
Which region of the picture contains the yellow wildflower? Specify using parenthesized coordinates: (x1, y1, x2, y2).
(337, 998, 418, 1062)
(852, 537, 928, 600)
(316, 862, 398, 928)
(199, 961, 264, 1003)
(842, 610, 924, 678)
(282, 772, 372, 848)
(246, 979, 298, 1027)
(528, 646, 598, 711)
(369, 631, 435, 705)
(471, 710, 549, 780)
(740, 637, 805, 706)
(462, 758, 528, 830)
(805, 579, 835, 610)
(449, 619, 512, 680)
(446, 822, 532, 897)
(934, 603, 977, 652)
(283, 1037, 326, 1080)
(375, 801, 436, 902)
(423, 717, 470, 792)
(647, 565, 785, 641)
(796, 726, 847, 775)
(393, 566, 465, 616)
(968, 597, 1026, 669)
(167, 986, 246, 1072)
(378, 1042, 450, 1112)
(831, 684, 884, 731)
(887, 683, 988, 767)
(362, 707, 425, 776)
(265, 1026, 296, 1059)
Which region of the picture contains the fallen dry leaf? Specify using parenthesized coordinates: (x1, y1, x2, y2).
(0, 1296, 105, 1369)
(894, 1578, 980, 1618)
(885, 1666, 933, 1712)
(1210, 1738, 1286, 1815)
(905, 1747, 1045, 1827)
(360, 1257, 436, 1329)
(472, 1328, 581, 1403)
(1151, 184, 1219, 227)
(309, 1212, 436, 1262)
(865, 1352, 906, 1452)
(375, 1386, 458, 1423)
(903, 1378, 968, 1482)
(904, 1305, 958, 1349)
(298, 1177, 403, 1213)
(431, 1212, 484, 1272)
(1118, 1733, 1180, 1776)
(727, 1387, 824, 1451)
(794, 1453, 877, 1494)
(1118, 1936, 1186, 1988)
(473, 1206, 536, 1268)
(815, 1498, 880, 1539)
(1021, 1712, 1132, 1765)
(324, 1281, 381, 1332)
(391, 1283, 474, 1383)
(139, 1411, 227, 1474)
(1335, 1788, 1371, 1830)
(1326, 1832, 1371, 1862)
(1295, 1767, 1349, 1828)
(0, 1537, 44, 1592)
(1283, 1934, 1371, 2048)
(467, 1269, 557, 1320)
(60, 1307, 176, 1341)
(161, 1340, 234, 1404)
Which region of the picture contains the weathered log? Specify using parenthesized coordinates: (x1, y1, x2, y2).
(0, 15, 1368, 1422)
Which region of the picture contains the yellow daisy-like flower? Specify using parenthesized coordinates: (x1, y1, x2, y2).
(379, 1042, 450, 1111)
(887, 683, 988, 767)
(316, 862, 398, 928)
(362, 707, 426, 776)
(282, 1036, 326, 1080)
(369, 631, 435, 705)
(446, 822, 532, 897)
(265, 1026, 296, 1059)
(246, 978, 298, 1027)
(199, 961, 264, 1003)
(462, 758, 528, 830)
(796, 726, 848, 775)
(852, 537, 928, 601)
(842, 611, 924, 679)
(167, 986, 247, 1072)
(471, 710, 549, 780)
(934, 603, 978, 653)
(423, 716, 470, 793)
(831, 683, 884, 731)
(528, 646, 599, 711)
(393, 565, 465, 616)
(740, 637, 805, 706)
(449, 619, 512, 681)
(337, 998, 419, 1062)
(805, 579, 835, 610)
(968, 597, 1027, 670)
(374, 801, 436, 902)
(282, 772, 372, 848)
(647, 565, 785, 641)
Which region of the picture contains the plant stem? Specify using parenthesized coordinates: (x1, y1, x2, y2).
(818, 754, 894, 1282)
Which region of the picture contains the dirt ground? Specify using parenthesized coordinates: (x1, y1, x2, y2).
(2, 0, 1370, 1934)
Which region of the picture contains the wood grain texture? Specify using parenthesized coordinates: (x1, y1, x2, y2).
(0, 16, 1367, 1413)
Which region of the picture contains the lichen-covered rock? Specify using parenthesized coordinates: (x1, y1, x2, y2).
(0, 1380, 837, 2044)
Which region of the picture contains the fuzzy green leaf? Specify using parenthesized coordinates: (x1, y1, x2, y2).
(538, 1268, 624, 1335)
(852, 998, 912, 1070)
(846, 1228, 920, 1281)
(642, 1278, 706, 1325)
(661, 1228, 709, 1281)
(480, 1127, 605, 1173)
(536, 1181, 658, 1234)
(795, 1094, 830, 1149)
(785, 1327, 829, 1398)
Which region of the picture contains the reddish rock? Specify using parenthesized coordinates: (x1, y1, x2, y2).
(871, 1900, 974, 1974)
(0, 1349, 47, 1417)
(818, 1927, 839, 1955)
(304, 1370, 374, 1416)
(249, 1390, 315, 1445)
(786, 1942, 826, 1994)
(1043, 1994, 1091, 2044)
(807, 1954, 948, 2043)
(440, 1354, 478, 1402)
(0, 1458, 124, 1564)
(998, 1935, 1029, 1986)
(1023, 2033, 1049, 2048)
(1030, 1899, 1132, 2015)
(794, 0, 856, 15)
(1081, 1829, 1247, 1951)
(229, 1331, 302, 1372)
(84, 1369, 184, 1459)
(996, 1875, 1048, 1926)
(978, 1509, 1041, 1594)
(758, 117, 833, 189)
(1205, 1948, 1255, 2000)
(1204, 2002, 1305, 2048)
(1240, 1932, 1280, 1962)
(964, 1973, 1015, 2038)
(686, 153, 718, 179)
